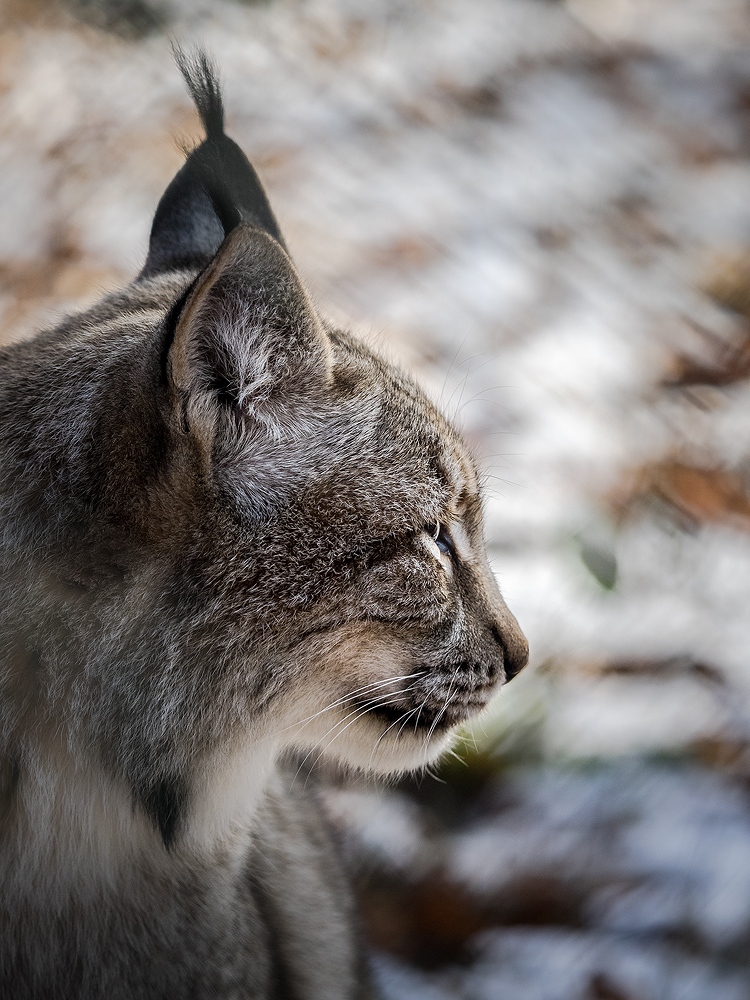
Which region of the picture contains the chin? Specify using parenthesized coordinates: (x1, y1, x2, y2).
(305, 711, 459, 777)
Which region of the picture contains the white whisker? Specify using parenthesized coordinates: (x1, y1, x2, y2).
(271, 672, 423, 741)
(287, 682, 424, 788)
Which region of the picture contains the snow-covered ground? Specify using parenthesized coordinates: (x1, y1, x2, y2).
(3, 0, 750, 994)
(330, 761, 750, 997)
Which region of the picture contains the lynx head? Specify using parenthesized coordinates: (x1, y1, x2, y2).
(0, 52, 527, 851)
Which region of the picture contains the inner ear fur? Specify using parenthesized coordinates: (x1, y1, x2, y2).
(169, 224, 333, 444)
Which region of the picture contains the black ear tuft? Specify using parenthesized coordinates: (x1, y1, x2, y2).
(140, 47, 287, 280)
(173, 46, 225, 141)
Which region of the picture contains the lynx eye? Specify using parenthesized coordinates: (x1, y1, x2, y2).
(426, 522, 456, 559)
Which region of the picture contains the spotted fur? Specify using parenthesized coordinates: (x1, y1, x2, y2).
(0, 51, 527, 999)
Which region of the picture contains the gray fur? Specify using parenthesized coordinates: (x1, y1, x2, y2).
(0, 55, 527, 999)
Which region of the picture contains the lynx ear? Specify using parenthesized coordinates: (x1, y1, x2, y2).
(168, 223, 332, 444)
(140, 50, 286, 279)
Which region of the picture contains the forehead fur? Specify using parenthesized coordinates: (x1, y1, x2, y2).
(325, 328, 478, 506)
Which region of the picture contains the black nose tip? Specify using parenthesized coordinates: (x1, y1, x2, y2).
(491, 624, 529, 682)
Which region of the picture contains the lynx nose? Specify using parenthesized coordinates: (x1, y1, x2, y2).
(491, 615, 529, 683)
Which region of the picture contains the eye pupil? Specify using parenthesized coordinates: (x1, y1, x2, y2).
(427, 522, 455, 558)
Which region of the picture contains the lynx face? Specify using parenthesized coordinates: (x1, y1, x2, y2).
(0, 53, 527, 854)
(161, 219, 528, 786)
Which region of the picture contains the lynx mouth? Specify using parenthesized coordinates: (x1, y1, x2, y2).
(357, 679, 497, 736)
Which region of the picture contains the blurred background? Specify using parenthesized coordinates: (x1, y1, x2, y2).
(3, 0, 750, 996)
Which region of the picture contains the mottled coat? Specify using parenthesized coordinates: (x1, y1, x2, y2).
(0, 53, 528, 999)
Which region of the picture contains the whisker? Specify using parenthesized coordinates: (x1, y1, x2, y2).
(420, 667, 462, 765)
(299, 694, 418, 790)
(297, 689, 415, 761)
(446, 361, 474, 419)
(412, 696, 429, 732)
(368, 707, 422, 769)
(318, 700, 413, 762)
(453, 373, 509, 420)
(426, 690, 457, 744)
(439, 333, 470, 404)
(424, 762, 447, 785)
(272, 672, 423, 740)
(288, 681, 424, 788)
(445, 354, 499, 420)
(396, 707, 422, 739)
(289, 696, 400, 789)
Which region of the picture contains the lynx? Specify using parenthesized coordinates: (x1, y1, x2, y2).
(0, 52, 528, 999)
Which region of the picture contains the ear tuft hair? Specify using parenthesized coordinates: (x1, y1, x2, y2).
(173, 45, 225, 141)
(140, 49, 287, 279)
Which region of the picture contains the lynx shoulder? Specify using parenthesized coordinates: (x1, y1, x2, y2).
(0, 51, 527, 999)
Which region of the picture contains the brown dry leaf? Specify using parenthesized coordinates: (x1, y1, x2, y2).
(690, 735, 750, 774)
(358, 871, 489, 969)
(703, 248, 750, 321)
(679, 133, 734, 168)
(309, 16, 368, 62)
(0, 0, 68, 30)
(612, 462, 750, 531)
(369, 235, 442, 271)
(606, 192, 676, 266)
(663, 338, 750, 388)
(596, 656, 724, 685)
(588, 972, 638, 1000)
(661, 315, 750, 389)
(435, 78, 503, 118)
(358, 868, 584, 969)
(0, 235, 121, 347)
